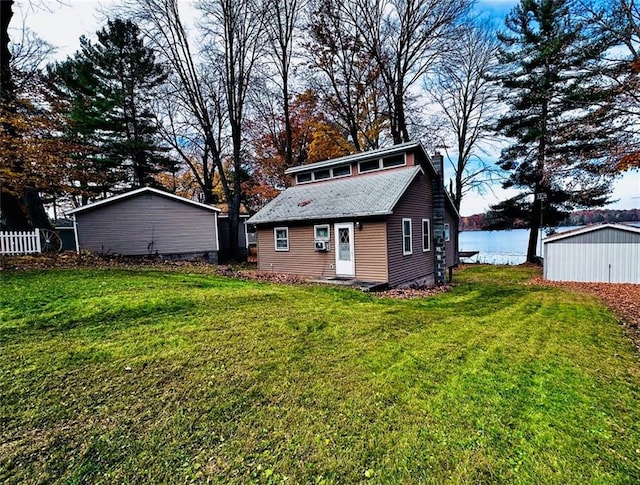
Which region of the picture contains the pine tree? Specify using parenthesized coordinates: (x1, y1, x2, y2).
(50, 19, 173, 196)
(491, 0, 621, 262)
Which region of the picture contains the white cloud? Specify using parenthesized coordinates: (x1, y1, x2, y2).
(604, 171, 640, 210)
(12, 1, 115, 60)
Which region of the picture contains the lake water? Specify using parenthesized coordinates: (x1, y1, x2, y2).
(459, 229, 532, 265)
(460, 223, 640, 265)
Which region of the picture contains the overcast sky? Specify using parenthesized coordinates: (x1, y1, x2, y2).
(10, 0, 639, 217)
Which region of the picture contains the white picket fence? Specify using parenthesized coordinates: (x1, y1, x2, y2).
(0, 229, 42, 255)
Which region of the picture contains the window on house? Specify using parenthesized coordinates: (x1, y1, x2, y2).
(402, 218, 412, 255)
(296, 173, 312, 184)
(314, 224, 330, 241)
(359, 159, 381, 173)
(444, 223, 451, 242)
(274, 227, 289, 251)
(332, 165, 351, 177)
(422, 219, 431, 251)
(313, 169, 331, 180)
(382, 154, 405, 168)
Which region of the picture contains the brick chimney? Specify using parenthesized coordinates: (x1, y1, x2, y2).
(431, 152, 446, 286)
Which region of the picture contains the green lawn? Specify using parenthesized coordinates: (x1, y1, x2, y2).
(1, 265, 639, 484)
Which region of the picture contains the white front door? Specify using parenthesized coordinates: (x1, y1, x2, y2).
(334, 222, 355, 277)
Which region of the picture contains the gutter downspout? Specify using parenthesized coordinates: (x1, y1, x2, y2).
(72, 214, 80, 256)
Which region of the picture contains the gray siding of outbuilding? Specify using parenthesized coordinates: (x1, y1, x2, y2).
(544, 227, 640, 283)
(75, 193, 218, 257)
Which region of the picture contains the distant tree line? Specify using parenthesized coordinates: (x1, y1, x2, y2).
(460, 208, 640, 231)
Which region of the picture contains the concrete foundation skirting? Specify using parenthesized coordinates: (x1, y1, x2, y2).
(157, 251, 218, 264)
(395, 273, 436, 290)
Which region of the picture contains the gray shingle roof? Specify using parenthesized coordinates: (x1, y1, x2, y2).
(247, 166, 422, 224)
(67, 187, 220, 214)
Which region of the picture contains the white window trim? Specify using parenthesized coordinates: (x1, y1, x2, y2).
(331, 165, 352, 178)
(312, 169, 331, 181)
(444, 223, 451, 242)
(382, 154, 407, 169)
(358, 159, 382, 174)
(422, 218, 431, 252)
(314, 224, 330, 241)
(274, 227, 289, 251)
(402, 218, 413, 255)
(296, 165, 353, 184)
(358, 154, 407, 174)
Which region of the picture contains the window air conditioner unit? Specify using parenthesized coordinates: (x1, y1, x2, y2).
(314, 240, 329, 252)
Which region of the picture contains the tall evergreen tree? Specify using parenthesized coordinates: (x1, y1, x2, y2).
(491, 0, 621, 262)
(51, 19, 173, 196)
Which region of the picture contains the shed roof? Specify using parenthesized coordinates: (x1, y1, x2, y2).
(543, 223, 640, 244)
(247, 166, 422, 224)
(67, 187, 221, 215)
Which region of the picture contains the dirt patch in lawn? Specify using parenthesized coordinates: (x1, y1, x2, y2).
(531, 276, 640, 351)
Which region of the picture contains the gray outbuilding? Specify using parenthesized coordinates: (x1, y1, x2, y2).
(543, 223, 640, 283)
(68, 187, 220, 262)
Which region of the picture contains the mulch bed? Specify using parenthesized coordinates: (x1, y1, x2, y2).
(377, 285, 451, 299)
(0, 251, 209, 271)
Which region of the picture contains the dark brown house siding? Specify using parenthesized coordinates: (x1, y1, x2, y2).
(387, 172, 435, 287)
(256, 220, 388, 282)
(75, 193, 218, 257)
(386, 171, 458, 287)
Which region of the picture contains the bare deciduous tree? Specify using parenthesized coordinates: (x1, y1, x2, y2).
(199, 0, 266, 259)
(580, 0, 640, 169)
(341, 0, 472, 144)
(262, 0, 304, 168)
(305, 0, 386, 151)
(425, 22, 502, 212)
(125, 0, 225, 205)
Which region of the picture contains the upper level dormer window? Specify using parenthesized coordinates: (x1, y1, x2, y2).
(296, 164, 352, 184)
(332, 165, 351, 177)
(382, 154, 404, 168)
(358, 154, 406, 173)
(314, 169, 331, 180)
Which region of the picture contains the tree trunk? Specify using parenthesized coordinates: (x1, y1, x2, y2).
(23, 187, 52, 229)
(1, 0, 30, 230)
(527, 198, 541, 263)
(0, 192, 29, 230)
(1, 0, 14, 105)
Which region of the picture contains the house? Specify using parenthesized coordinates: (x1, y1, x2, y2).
(247, 142, 459, 288)
(68, 187, 220, 262)
(543, 223, 640, 283)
